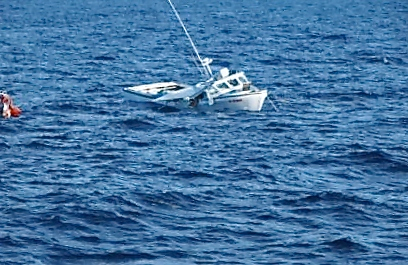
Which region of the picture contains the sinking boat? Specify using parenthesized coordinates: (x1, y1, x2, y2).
(124, 0, 268, 112)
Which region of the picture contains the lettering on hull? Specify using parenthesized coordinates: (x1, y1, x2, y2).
(229, 99, 243, 103)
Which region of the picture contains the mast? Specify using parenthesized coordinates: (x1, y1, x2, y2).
(166, 0, 213, 78)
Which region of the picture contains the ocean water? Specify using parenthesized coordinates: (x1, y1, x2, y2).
(1, 0, 407, 264)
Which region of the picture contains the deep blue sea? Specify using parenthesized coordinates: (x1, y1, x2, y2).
(1, 0, 407, 264)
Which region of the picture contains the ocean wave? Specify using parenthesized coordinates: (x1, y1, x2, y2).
(48, 248, 158, 264)
(320, 237, 367, 253)
(116, 117, 157, 131)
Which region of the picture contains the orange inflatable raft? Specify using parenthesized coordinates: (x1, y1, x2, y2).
(1, 93, 22, 118)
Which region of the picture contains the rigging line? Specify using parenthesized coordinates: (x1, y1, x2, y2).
(166, 0, 209, 77)
(267, 96, 279, 112)
(191, 53, 205, 76)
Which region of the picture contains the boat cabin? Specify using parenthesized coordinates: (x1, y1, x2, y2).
(210, 68, 252, 95)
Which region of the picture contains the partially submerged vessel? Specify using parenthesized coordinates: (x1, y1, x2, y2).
(124, 68, 268, 111)
(124, 0, 268, 111)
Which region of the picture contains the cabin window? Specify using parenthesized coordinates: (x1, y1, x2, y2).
(239, 76, 248, 83)
(228, 79, 239, 87)
(217, 83, 229, 89)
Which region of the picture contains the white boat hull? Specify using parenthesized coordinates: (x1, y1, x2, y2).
(124, 88, 267, 112)
(199, 90, 267, 111)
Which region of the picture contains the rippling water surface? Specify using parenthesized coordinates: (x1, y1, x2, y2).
(1, 0, 407, 264)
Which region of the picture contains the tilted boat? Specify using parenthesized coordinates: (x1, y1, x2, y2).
(124, 0, 268, 112)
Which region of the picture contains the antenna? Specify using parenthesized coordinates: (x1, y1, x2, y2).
(166, 0, 213, 78)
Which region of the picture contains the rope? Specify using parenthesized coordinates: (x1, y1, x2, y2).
(267, 96, 279, 112)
